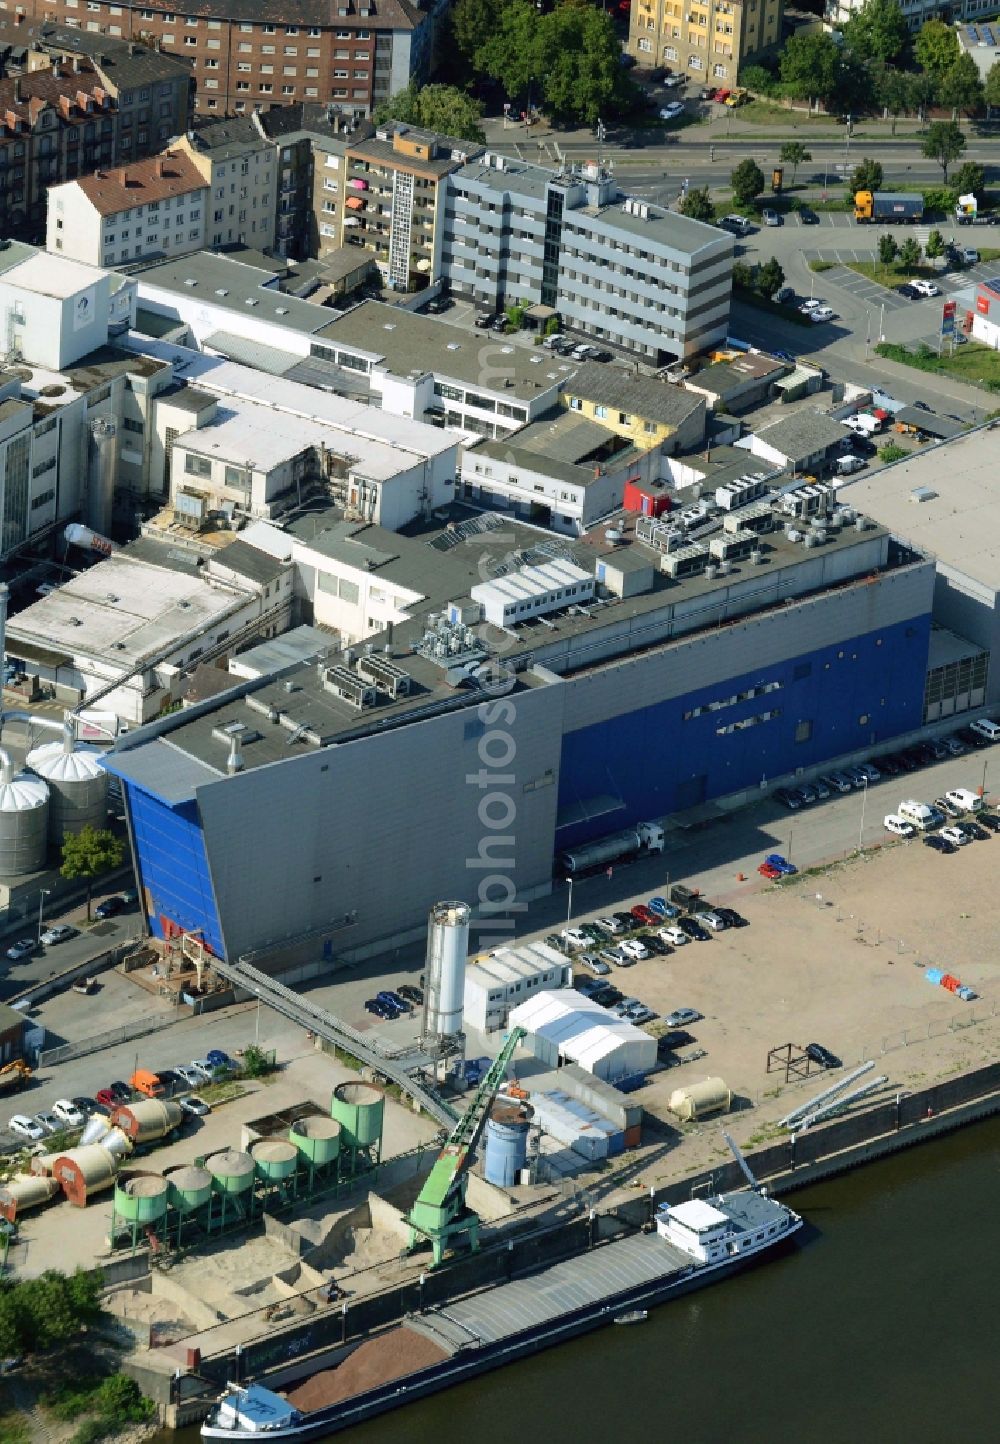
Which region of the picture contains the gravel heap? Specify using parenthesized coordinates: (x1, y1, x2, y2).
(286, 1328, 447, 1411)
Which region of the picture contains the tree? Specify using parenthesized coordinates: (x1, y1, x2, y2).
(921, 119, 966, 182)
(679, 186, 714, 222)
(878, 233, 899, 268)
(778, 32, 840, 102)
(914, 19, 959, 81)
(938, 53, 984, 117)
(739, 65, 773, 95)
(779, 141, 811, 185)
(878, 68, 915, 134)
(850, 157, 884, 195)
(925, 228, 945, 260)
(953, 161, 986, 201)
(731, 260, 755, 291)
(452, 0, 506, 64)
(898, 236, 922, 268)
(731, 157, 765, 206)
(60, 825, 126, 921)
(374, 83, 487, 143)
(757, 257, 785, 298)
(908, 69, 936, 121)
(842, 0, 909, 64)
(535, 4, 623, 125)
(478, 0, 540, 101)
(986, 60, 1000, 113)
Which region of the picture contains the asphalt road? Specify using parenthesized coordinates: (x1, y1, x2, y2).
(0, 908, 140, 1001)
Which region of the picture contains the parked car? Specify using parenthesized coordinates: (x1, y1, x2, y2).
(871, 754, 901, 776)
(935, 795, 964, 819)
(173, 1065, 203, 1089)
(644, 935, 671, 957)
(612, 912, 635, 929)
(811, 777, 831, 801)
(591, 912, 623, 935)
(977, 812, 1000, 833)
(911, 279, 940, 298)
(178, 1095, 211, 1118)
(72, 1096, 106, 1118)
(364, 997, 394, 1019)
(764, 853, 797, 875)
(775, 787, 803, 810)
(630, 904, 658, 927)
(943, 735, 967, 756)
(665, 1007, 703, 1027)
(939, 826, 969, 847)
(8, 1115, 45, 1142)
(39, 924, 76, 946)
(659, 925, 688, 947)
(799, 298, 822, 314)
(805, 1042, 841, 1069)
(5, 938, 35, 961)
(694, 909, 727, 932)
(648, 896, 679, 919)
(715, 907, 747, 928)
(580, 954, 612, 976)
(95, 1087, 117, 1108)
(189, 1059, 218, 1082)
(956, 820, 987, 841)
(758, 861, 782, 880)
(620, 938, 650, 961)
(843, 766, 869, 788)
(560, 927, 589, 951)
(857, 763, 881, 783)
(205, 1049, 235, 1072)
(578, 924, 603, 944)
(884, 814, 915, 838)
(51, 1099, 85, 1128)
(94, 895, 126, 919)
(798, 783, 819, 804)
(798, 207, 819, 225)
(969, 717, 1000, 743)
(923, 833, 956, 853)
(677, 917, 710, 941)
(811, 307, 836, 323)
(896, 282, 921, 300)
(597, 953, 625, 977)
(475, 313, 497, 330)
(659, 102, 685, 120)
(423, 294, 452, 314)
(33, 1111, 61, 1136)
(774, 286, 795, 305)
(823, 772, 854, 794)
(761, 207, 781, 227)
(397, 985, 423, 1005)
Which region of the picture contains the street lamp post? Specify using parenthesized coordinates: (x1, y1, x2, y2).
(858, 776, 869, 853)
(37, 888, 51, 943)
(566, 877, 574, 924)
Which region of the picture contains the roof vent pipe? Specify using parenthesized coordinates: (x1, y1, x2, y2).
(227, 735, 244, 775)
(0, 750, 13, 787)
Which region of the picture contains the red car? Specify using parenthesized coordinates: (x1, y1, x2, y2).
(95, 1087, 117, 1108)
(714, 89, 731, 104)
(630, 904, 658, 926)
(758, 862, 782, 880)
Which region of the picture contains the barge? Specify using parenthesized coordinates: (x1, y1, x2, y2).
(202, 1184, 802, 1441)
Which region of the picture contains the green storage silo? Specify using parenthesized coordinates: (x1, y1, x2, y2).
(289, 1116, 340, 1187)
(331, 1082, 384, 1176)
(112, 1171, 169, 1252)
(251, 1137, 298, 1206)
(207, 1149, 255, 1225)
(166, 1165, 213, 1214)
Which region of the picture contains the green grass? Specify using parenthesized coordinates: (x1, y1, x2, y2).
(875, 340, 1000, 392)
(809, 260, 837, 272)
(736, 100, 842, 127)
(197, 1078, 247, 1107)
(0, 1408, 29, 1444)
(847, 259, 940, 287)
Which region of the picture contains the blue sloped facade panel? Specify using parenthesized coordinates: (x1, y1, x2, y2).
(556, 614, 931, 848)
(125, 785, 224, 956)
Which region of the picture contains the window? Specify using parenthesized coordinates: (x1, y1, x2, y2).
(794, 719, 813, 744)
(184, 453, 211, 478)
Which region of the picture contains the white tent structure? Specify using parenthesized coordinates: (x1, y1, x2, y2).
(509, 989, 656, 1083)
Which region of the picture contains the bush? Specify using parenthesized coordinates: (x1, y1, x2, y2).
(239, 1045, 275, 1080)
(920, 186, 957, 215)
(878, 443, 908, 463)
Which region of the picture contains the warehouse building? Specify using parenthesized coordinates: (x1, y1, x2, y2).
(509, 990, 656, 1084)
(101, 478, 936, 961)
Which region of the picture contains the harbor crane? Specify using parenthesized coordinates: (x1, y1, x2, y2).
(723, 1132, 761, 1192)
(405, 1027, 526, 1269)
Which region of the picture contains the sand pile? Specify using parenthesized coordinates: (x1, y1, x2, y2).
(286, 1328, 447, 1411)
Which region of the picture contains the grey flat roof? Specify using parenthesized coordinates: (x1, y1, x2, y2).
(214, 539, 288, 585)
(754, 409, 849, 459)
(205, 330, 301, 377)
(231, 625, 333, 676)
(139, 254, 331, 337)
(0, 240, 42, 278)
(927, 625, 986, 668)
(510, 412, 622, 466)
(467, 439, 594, 487)
(316, 301, 579, 398)
(894, 406, 965, 439)
(565, 362, 704, 428)
(103, 738, 224, 803)
(842, 428, 1000, 592)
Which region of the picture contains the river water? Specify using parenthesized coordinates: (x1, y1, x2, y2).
(180, 1117, 1000, 1444)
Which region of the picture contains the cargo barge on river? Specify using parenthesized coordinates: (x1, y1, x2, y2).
(202, 1183, 802, 1441)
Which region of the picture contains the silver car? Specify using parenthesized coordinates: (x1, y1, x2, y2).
(695, 910, 727, 932)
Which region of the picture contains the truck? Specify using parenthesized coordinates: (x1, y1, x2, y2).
(0, 1061, 31, 1095)
(854, 191, 924, 224)
(558, 820, 665, 876)
(956, 193, 978, 226)
(898, 799, 943, 831)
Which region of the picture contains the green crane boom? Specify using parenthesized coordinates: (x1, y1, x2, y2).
(404, 1027, 526, 1268)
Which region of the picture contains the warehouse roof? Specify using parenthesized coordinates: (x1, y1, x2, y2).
(316, 301, 577, 398)
(842, 427, 1000, 592)
(465, 942, 566, 992)
(1, 251, 107, 300)
(563, 363, 705, 429)
(138, 254, 332, 337)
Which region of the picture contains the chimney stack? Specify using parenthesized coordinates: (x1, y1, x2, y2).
(13, 76, 22, 103)
(157, 157, 164, 177)
(72, 54, 81, 73)
(119, 167, 127, 185)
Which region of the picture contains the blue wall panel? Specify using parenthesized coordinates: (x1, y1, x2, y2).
(556, 614, 931, 848)
(126, 786, 225, 956)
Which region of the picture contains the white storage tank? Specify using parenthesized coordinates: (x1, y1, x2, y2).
(0, 752, 49, 875)
(668, 1077, 732, 1122)
(422, 900, 470, 1043)
(26, 734, 108, 842)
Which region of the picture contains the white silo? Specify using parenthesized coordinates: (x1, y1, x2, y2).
(421, 900, 470, 1048)
(27, 731, 108, 843)
(0, 751, 49, 876)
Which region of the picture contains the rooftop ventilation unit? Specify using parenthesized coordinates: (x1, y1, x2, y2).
(715, 476, 768, 511)
(661, 542, 709, 580)
(723, 501, 774, 536)
(710, 528, 757, 562)
(356, 653, 412, 698)
(780, 483, 834, 519)
(323, 664, 377, 710)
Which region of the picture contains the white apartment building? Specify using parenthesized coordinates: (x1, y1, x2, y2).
(47, 152, 209, 270)
(174, 118, 279, 253)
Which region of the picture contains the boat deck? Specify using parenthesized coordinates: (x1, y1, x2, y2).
(411, 1233, 693, 1352)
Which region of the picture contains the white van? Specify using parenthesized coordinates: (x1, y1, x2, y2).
(944, 787, 983, 814)
(843, 413, 880, 437)
(898, 799, 942, 831)
(970, 718, 1000, 743)
(884, 814, 915, 838)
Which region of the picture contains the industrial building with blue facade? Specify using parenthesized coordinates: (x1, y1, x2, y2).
(102, 482, 937, 965)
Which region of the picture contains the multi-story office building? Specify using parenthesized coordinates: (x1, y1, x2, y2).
(14, 0, 445, 121)
(174, 117, 277, 254)
(0, 28, 191, 242)
(628, 0, 782, 85)
(334, 122, 481, 291)
(443, 155, 732, 362)
(46, 149, 208, 267)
